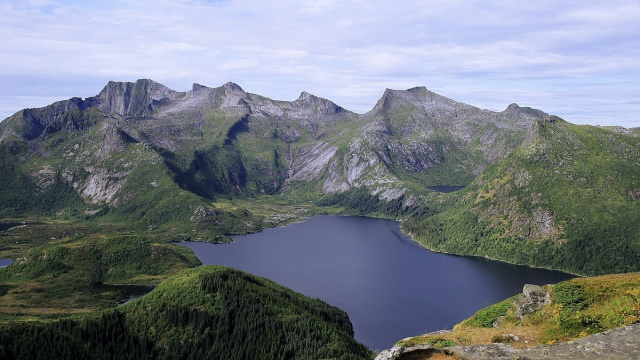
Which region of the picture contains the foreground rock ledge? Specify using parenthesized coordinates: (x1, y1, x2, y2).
(375, 323, 640, 360)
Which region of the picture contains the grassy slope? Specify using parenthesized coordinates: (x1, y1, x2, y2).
(403, 118, 640, 276)
(398, 272, 640, 349)
(0, 266, 373, 360)
(0, 230, 200, 315)
(0, 109, 272, 242)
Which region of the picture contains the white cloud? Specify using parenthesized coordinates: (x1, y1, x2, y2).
(0, 0, 638, 127)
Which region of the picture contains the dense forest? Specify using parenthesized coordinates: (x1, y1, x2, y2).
(0, 266, 372, 360)
(403, 120, 640, 276)
(317, 187, 413, 217)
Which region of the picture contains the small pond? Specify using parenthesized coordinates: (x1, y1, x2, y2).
(0, 222, 23, 231)
(0, 259, 12, 268)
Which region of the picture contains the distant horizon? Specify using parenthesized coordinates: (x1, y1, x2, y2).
(0, 78, 560, 117)
(1, 1, 638, 127)
(1, 78, 639, 130)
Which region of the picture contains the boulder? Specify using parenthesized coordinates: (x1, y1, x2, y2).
(515, 284, 549, 319)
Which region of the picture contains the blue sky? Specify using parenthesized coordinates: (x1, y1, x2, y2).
(1, 0, 639, 127)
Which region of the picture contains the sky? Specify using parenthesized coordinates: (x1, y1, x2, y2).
(0, 0, 639, 127)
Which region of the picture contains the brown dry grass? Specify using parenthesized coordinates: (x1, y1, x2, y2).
(399, 272, 640, 352)
(404, 324, 545, 351)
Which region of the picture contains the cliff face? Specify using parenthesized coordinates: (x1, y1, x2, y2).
(90, 79, 179, 117)
(0, 79, 546, 213)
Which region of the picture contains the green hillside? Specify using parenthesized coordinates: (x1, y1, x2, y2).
(403, 118, 640, 275)
(398, 272, 640, 350)
(0, 266, 372, 359)
(0, 231, 200, 313)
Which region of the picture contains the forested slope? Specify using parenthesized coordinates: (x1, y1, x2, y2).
(0, 266, 372, 360)
(404, 118, 640, 275)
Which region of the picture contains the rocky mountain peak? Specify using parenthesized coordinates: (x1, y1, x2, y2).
(297, 91, 314, 102)
(215, 82, 247, 110)
(192, 83, 210, 93)
(503, 102, 549, 120)
(371, 86, 464, 115)
(293, 91, 344, 115)
(222, 81, 244, 94)
(370, 88, 397, 113)
(505, 103, 521, 112)
(0, 96, 90, 141)
(407, 86, 428, 93)
(91, 79, 178, 117)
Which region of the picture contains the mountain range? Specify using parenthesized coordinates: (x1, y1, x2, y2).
(1, 79, 640, 358)
(1, 79, 639, 275)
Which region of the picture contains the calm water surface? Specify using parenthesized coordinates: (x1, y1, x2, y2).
(180, 215, 573, 351)
(0, 223, 23, 231)
(0, 259, 13, 268)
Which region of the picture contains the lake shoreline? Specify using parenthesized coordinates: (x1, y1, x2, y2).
(197, 211, 581, 279)
(179, 215, 575, 350)
(400, 226, 582, 278)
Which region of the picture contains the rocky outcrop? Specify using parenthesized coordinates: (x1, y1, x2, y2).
(503, 103, 549, 121)
(447, 323, 640, 360)
(375, 324, 640, 360)
(0, 97, 88, 141)
(95, 121, 138, 158)
(294, 91, 345, 116)
(79, 167, 131, 203)
(514, 284, 550, 319)
(375, 344, 445, 360)
(90, 79, 178, 117)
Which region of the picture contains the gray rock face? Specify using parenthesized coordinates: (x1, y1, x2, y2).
(0, 79, 554, 207)
(294, 91, 345, 115)
(1, 97, 87, 141)
(91, 79, 178, 117)
(446, 323, 640, 360)
(375, 324, 640, 360)
(95, 121, 138, 158)
(356, 85, 544, 188)
(375, 344, 444, 360)
(515, 284, 550, 319)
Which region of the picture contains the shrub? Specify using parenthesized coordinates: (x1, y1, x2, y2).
(553, 282, 588, 314)
(459, 296, 516, 328)
(426, 337, 458, 348)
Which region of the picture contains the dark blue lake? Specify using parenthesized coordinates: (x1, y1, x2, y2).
(0, 259, 12, 268)
(179, 215, 573, 351)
